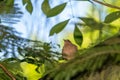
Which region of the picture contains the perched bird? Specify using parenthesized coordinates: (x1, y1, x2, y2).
(62, 40, 78, 60)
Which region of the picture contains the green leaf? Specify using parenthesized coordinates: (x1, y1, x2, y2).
(74, 25, 83, 46)
(26, 0, 33, 14)
(80, 17, 98, 27)
(42, 0, 67, 17)
(49, 19, 70, 36)
(41, 0, 51, 15)
(22, 0, 33, 14)
(22, 0, 28, 5)
(79, 17, 101, 30)
(104, 11, 120, 23)
(47, 3, 67, 17)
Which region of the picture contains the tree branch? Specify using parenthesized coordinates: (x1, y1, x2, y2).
(0, 64, 16, 80)
(92, 0, 120, 10)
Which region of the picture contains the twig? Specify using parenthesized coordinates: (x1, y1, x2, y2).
(0, 64, 16, 80)
(92, 0, 120, 10)
(69, 0, 75, 18)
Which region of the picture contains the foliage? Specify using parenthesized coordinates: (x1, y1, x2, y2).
(0, 0, 23, 24)
(1, 0, 120, 80)
(20, 62, 45, 80)
(40, 34, 120, 80)
(41, 0, 67, 17)
(41, 0, 120, 47)
(104, 11, 120, 23)
(49, 19, 70, 36)
(22, 0, 33, 14)
(40, 0, 120, 80)
(0, 0, 14, 14)
(74, 25, 83, 46)
(0, 25, 60, 79)
(0, 58, 26, 80)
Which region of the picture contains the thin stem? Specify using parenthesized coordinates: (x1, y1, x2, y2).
(69, 0, 75, 18)
(92, 0, 120, 10)
(0, 64, 16, 80)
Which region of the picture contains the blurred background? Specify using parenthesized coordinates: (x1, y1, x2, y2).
(1, 0, 119, 49)
(0, 0, 120, 80)
(1, 0, 90, 48)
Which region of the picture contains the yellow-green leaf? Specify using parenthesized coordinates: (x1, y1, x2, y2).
(49, 19, 70, 36)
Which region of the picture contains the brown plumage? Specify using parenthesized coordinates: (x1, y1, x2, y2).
(62, 40, 78, 60)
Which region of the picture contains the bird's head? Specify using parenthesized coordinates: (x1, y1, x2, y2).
(64, 39, 71, 45)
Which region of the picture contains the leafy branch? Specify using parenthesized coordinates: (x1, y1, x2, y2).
(0, 64, 16, 80)
(92, 0, 120, 10)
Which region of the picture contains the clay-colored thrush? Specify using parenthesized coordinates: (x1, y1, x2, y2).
(62, 40, 78, 60)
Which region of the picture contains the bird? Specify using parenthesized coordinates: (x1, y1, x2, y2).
(62, 40, 78, 60)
